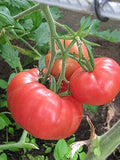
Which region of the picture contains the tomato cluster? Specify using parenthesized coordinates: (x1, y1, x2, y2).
(7, 40, 120, 140)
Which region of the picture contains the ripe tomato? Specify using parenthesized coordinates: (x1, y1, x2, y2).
(45, 39, 88, 80)
(70, 57, 120, 105)
(7, 68, 83, 140)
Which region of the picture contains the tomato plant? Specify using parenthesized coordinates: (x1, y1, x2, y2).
(70, 57, 120, 105)
(7, 68, 83, 140)
(45, 39, 88, 80)
(0, 1, 120, 159)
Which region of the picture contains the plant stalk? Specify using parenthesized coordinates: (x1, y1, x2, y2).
(40, 4, 58, 83)
(56, 39, 76, 92)
(13, 3, 41, 20)
(84, 120, 120, 160)
(0, 130, 38, 151)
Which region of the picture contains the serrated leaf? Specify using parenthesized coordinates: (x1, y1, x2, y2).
(1, 43, 20, 69)
(0, 79, 8, 89)
(0, 11, 14, 29)
(0, 114, 11, 129)
(54, 139, 69, 160)
(50, 6, 61, 20)
(32, 23, 50, 47)
(14, 21, 25, 31)
(0, 6, 10, 15)
(10, 0, 30, 9)
(93, 29, 120, 42)
(80, 16, 100, 33)
(23, 19, 33, 30)
(8, 73, 16, 84)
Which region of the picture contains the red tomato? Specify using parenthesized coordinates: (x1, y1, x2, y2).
(59, 80, 69, 93)
(7, 68, 83, 140)
(45, 39, 88, 80)
(70, 57, 120, 105)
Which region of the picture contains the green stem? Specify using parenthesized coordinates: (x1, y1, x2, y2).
(40, 4, 58, 83)
(76, 38, 94, 72)
(19, 37, 41, 57)
(56, 39, 76, 92)
(84, 120, 120, 160)
(55, 21, 68, 31)
(11, 30, 41, 57)
(0, 141, 38, 151)
(18, 61, 23, 72)
(19, 130, 28, 143)
(0, 130, 38, 151)
(13, 3, 41, 20)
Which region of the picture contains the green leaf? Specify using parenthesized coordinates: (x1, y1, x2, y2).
(1, 43, 20, 69)
(27, 154, 48, 160)
(38, 55, 46, 71)
(23, 19, 33, 30)
(0, 6, 10, 15)
(0, 114, 11, 130)
(10, 0, 30, 9)
(67, 135, 76, 146)
(14, 21, 25, 31)
(31, 23, 50, 47)
(80, 16, 100, 33)
(8, 73, 16, 84)
(0, 79, 8, 89)
(50, 6, 61, 20)
(0, 11, 14, 29)
(30, 10, 42, 30)
(93, 29, 120, 42)
(0, 0, 10, 6)
(0, 153, 7, 160)
(8, 127, 14, 135)
(54, 139, 69, 160)
(0, 94, 7, 108)
(83, 104, 98, 114)
(79, 152, 86, 160)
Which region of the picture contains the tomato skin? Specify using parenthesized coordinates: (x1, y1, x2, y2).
(70, 57, 120, 105)
(59, 80, 69, 93)
(7, 68, 83, 140)
(45, 39, 88, 80)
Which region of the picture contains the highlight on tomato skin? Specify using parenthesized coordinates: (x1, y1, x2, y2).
(7, 68, 83, 140)
(69, 57, 120, 106)
(45, 39, 88, 80)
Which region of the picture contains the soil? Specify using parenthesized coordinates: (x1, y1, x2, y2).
(0, 9, 120, 160)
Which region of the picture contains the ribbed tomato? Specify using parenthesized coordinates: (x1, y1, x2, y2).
(7, 68, 83, 140)
(70, 57, 120, 105)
